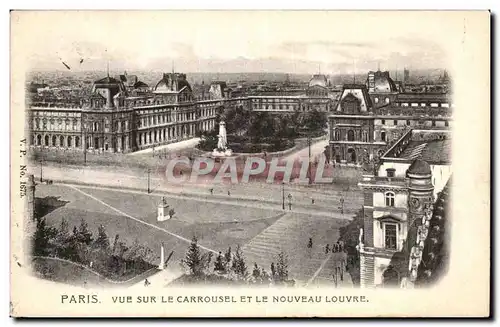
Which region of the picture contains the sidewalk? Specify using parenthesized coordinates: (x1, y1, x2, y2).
(128, 267, 183, 289)
(128, 138, 201, 156)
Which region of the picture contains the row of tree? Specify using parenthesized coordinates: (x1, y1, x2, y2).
(32, 217, 155, 280)
(180, 236, 295, 286)
(224, 106, 328, 140)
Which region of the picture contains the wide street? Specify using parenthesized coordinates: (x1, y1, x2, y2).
(35, 183, 355, 287)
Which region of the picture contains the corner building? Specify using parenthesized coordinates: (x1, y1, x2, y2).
(357, 129, 452, 288)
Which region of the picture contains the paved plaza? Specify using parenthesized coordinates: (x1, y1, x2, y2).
(35, 182, 356, 287)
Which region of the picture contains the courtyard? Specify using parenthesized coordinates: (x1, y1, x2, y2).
(34, 183, 356, 287)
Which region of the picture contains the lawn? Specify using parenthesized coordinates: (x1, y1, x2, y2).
(34, 184, 285, 268)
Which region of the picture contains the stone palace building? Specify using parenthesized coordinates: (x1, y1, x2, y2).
(27, 71, 338, 153)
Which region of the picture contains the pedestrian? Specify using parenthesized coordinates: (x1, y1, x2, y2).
(312, 198, 315, 204)
(307, 237, 313, 249)
(144, 279, 150, 287)
(325, 244, 330, 254)
(333, 243, 338, 253)
(227, 190, 231, 196)
(210, 188, 214, 195)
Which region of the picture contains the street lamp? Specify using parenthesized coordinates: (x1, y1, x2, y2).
(39, 158, 43, 183)
(307, 135, 312, 184)
(82, 122, 87, 164)
(147, 168, 151, 194)
(282, 182, 285, 210)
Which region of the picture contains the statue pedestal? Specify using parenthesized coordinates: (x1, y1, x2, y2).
(212, 148, 233, 157)
(158, 243, 165, 270)
(157, 198, 171, 222)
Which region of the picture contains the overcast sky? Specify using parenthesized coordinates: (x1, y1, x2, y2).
(12, 11, 468, 74)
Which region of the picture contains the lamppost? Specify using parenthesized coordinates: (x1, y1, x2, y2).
(147, 168, 151, 194)
(39, 158, 43, 183)
(282, 182, 285, 210)
(82, 122, 88, 164)
(307, 135, 312, 184)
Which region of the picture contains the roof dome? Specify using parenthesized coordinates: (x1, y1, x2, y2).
(154, 73, 192, 93)
(91, 76, 126, 94)
(133, 81, 149, 88)
(407, 159, 432, 176)
(309, 74, 327, 88)
(370, 71, 397, 92)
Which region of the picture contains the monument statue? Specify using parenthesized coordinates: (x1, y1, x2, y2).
(212, 120, 233, 157)
(217, 121, 228, 150)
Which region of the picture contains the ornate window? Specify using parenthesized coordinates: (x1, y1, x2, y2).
(384, 223, 398, 250)
(385, 192, 395, 207)
(347, 130, 355, 141)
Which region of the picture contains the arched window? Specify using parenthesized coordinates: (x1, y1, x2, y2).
(362, 131, 368, 142)
(385, 97, 390, 104)
(374, 97, 379, 104)
(68, 136, 72, 147)
(52, 135, 57, 147)
(44, 135, 49, 146)
(36, 135, 42, 146)
(59, 135, 64, 147)
(334, 130, 340, 141)
(385, 192, 395, 207)
(381, 131, 386, 142)
(347, 130, 355, 141)
(384, 223, 398, 250)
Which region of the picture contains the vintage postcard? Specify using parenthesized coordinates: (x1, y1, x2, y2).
(10, 10, 490, 317)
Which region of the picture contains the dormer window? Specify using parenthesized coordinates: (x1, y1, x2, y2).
(386, 168, 396, 178)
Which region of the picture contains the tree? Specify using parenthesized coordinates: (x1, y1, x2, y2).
(231, 245, 248, 280)
(181, 236, 204, 277)
(94, 225, 110, 252)
(274, 251, 290, 285)
(214, 251, 225, 274)
(252, 263, 261, 280)
(74, 218, 93, 245)
(54, 218, 76, 259)
(270, 262, 276, 279)
(224, 246, 232, 272)
(303, 109, 327, 135)
(112, 234, 120, 253)
(225, 106, 250, 136)
(57, 218, 70, 243)
(32, 218, 56, 257)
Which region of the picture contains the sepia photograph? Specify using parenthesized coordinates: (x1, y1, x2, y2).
(9, 10, 490, 317)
